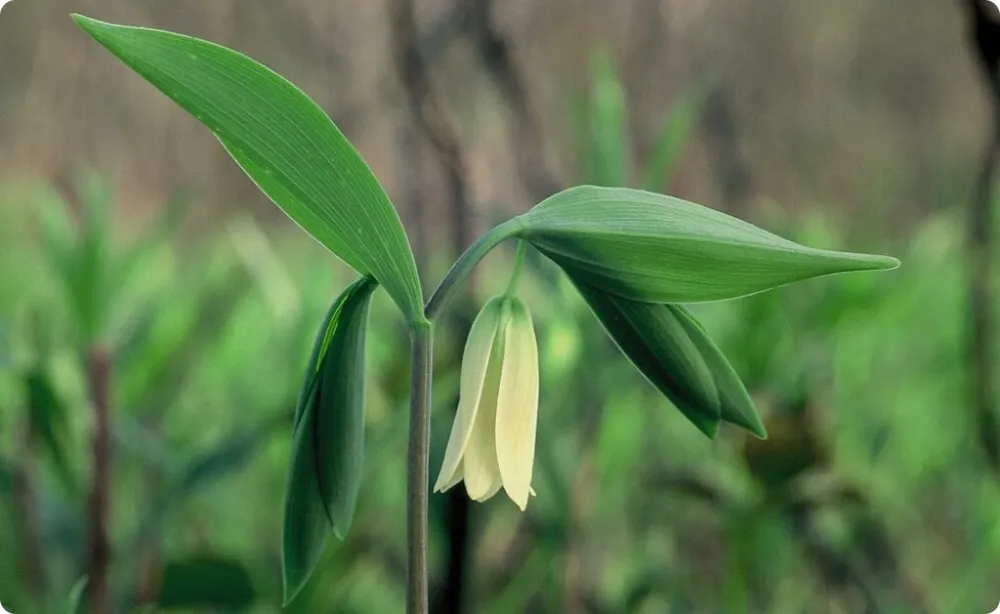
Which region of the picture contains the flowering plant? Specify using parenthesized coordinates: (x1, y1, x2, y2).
(72, 14, 899, 613)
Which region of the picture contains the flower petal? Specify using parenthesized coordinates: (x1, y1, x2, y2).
(495, 299, 540, 511)
(473, 478, 503, 502)
(462, 306, 510, 500)
(438, 463, 464, 493)
(434, 298, 505, 492)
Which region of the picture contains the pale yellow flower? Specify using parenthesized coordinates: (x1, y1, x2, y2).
(434, 295, 539, 510)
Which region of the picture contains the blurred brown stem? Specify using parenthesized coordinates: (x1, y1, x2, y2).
(702, 86, 752, 213)
(390, 1, 480, 611)
(969, 112, 1000, 471)
(390, 0, 472, 256)
(965, 0, 1000, 474)
(86, 345, 113, 614)
(968, 93, 1000, 473)
(464, 0, 561, 200)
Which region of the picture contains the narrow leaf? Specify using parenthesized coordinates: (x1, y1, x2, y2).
(641, 84, 705, 191)
(585, 50, 628, 186)
(518, 186, 899, 303)
(73, 15, 423, 322)
(669, 305, 766, 438)
(283, 276, 376, 605)
(568, 273, 720, 437)
(25, 368, 76, 491)
(65, 576, 88, 614)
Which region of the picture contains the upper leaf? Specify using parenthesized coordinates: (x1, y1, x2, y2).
(283, 276, 376, 605)
(73, 15, 423, 322)
(516, 186, 899, 303)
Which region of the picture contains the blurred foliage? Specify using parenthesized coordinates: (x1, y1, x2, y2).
(0, 48, 997, 614)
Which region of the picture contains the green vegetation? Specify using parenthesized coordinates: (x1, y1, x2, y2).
(0, 15, 988, 614)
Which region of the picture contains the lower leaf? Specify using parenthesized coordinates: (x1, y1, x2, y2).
(282, 276, 377, 605)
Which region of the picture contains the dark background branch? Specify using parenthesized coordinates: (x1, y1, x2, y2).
(86, 345, 113, 614)
(389, 1, 477, 612)
(964, 0, 1000, 473)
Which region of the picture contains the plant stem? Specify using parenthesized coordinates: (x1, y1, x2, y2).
(425, 219, 522, 322)
(504, 241, 528, 297)
(407, 323, 434, 614)
(411, 220, 521, 612)
(86, 344, 112, 614)
(13, 411, 44, 603)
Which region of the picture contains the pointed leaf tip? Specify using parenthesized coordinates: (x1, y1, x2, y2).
(568, 273, 766, 440)
(669, 305, 767, 439)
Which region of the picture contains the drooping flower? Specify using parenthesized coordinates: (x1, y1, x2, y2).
(434, 295, 539, 510)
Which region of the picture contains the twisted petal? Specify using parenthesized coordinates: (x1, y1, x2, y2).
(495, 299, 540, 510)
(434, 298, 505, 492)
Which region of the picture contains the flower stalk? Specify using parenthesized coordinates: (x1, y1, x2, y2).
(425, 220, 521, 322)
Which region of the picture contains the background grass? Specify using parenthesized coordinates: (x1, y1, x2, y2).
(1, 2, 998, 612)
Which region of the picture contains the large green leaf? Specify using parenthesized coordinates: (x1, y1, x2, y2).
(73, 16, 423, 322)
(569, 274, 765, 439)
(283, 276, 376, 604)
(517, 186, 899, 303)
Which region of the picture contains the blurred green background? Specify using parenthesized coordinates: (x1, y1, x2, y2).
(1, 1, 998, 612)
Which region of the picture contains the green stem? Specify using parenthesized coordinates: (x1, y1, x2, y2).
(406, 322, 433, 614)
(425, 218, 522, 322)
(407, 218, 522, 612)
(504, 241, 528, 297)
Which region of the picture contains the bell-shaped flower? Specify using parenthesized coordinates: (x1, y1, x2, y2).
(434, 295, 539, 510)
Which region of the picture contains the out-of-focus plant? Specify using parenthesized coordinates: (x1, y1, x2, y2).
(1, 176, 317, 612)
(71, 15, 899, 614)
(574, 49, 706, 191)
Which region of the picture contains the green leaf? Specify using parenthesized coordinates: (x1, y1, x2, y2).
(76, 170, 113, 341)
(25, 367, 77, 491)
(114, 187, 189, 295)
(283, 276, 377, 605)
(584, 50, 628, 186)
(669, 305, 766, 438)
(569, 274, 766, 439)
(65, 576, 88, 614)
(641, 84, 705, 191)
(72, 15, 423, 322)
(178, 417, 284, 494)
(157, 557, 254, 609)
(517, 186, 899, 303)
(568, 274, 720, 437)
